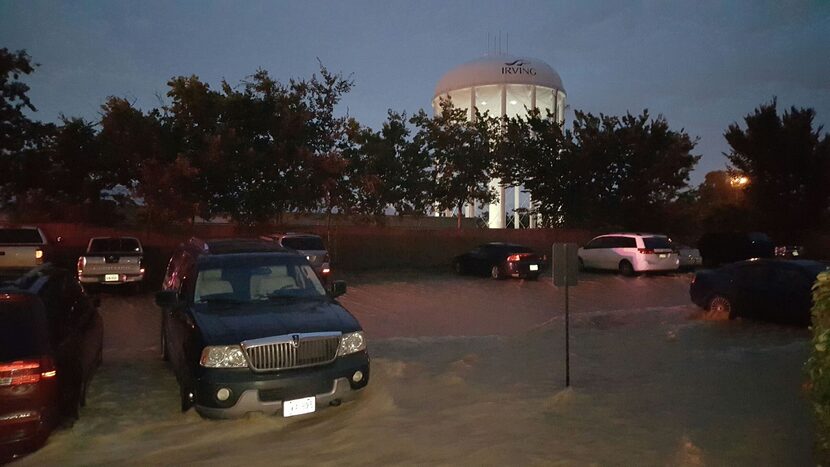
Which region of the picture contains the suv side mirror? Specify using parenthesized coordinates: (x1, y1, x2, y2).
(155, 290, 180, 308)
(329, 280, 347, 298)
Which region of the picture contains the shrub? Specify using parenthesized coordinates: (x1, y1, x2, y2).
(809, 271, 830, 463)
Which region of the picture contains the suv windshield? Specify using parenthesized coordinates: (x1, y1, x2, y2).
(281, 236, 325, 251)
(194, 256, 326, 304)
(643, 237, 673, 250)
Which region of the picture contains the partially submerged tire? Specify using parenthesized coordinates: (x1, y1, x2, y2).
(180, 384, 194, 412)
(708, 295, 736, 320)
(619, 260, 635, 277)
(490, 265, 502, 280)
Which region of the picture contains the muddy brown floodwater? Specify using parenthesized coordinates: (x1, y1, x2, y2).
(13, 271, 814, 466)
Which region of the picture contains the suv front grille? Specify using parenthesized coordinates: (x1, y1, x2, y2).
(243, 332, 340, 371)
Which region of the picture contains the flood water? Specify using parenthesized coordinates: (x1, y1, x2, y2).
(12, 271, 814, 466)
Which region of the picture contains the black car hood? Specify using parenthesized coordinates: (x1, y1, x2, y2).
(192, 299, 362, 345)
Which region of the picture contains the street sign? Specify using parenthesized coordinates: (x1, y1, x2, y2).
(552, 243, 579, 286)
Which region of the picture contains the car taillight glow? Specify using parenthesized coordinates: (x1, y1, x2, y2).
(638, 248, 656, 254)
(322, 267, 331, 274)
(508, 253, 532, 262)
(77, 256, 86, 273)
(0, 357, 56, 386)
(35, 248, 44, 264)
(690, 275, 697, 285)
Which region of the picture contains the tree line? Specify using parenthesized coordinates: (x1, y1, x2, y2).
(2, 48, 828, 235)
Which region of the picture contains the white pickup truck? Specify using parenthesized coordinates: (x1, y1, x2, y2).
(0, 226, 48, 277)
(77, 237, 145, 288)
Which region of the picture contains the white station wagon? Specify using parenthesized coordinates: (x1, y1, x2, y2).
(578, 233, 680, 276)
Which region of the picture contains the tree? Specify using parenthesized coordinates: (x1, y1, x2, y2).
(0, 48, 55, 213)
(566, 110, 699, 231)
(347, 110, 432, 217)
(411, 98, 498, 229)
(494, 109, 570, 226)
(725, 99, 830, 231)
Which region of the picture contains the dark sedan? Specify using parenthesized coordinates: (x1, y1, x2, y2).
(1, 266, 103, 462)
(453, 243, 544, 280)
(690, 259, 828, 326)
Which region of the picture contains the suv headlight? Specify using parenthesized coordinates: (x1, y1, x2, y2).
(337, 331, 366, 356)
(200, 345, 248, 368)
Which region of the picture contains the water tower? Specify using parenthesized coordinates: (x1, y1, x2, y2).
(433, 54, 566, 228)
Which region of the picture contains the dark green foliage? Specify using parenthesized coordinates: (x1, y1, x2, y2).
(808, 271, 830, 463)
(725, 99, 830, 231)
(411, 99, 499, 228)
(494, 109, 700, 231)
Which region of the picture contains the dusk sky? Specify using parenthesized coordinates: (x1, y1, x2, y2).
(1, 0, 828, 184)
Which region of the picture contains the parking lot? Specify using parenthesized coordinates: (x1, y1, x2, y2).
(15, 270, 813, 466)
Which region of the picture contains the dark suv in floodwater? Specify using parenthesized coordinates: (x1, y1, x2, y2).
(156, 238, 369, 419)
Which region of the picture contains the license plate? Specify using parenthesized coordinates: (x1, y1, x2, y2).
(283, 396, 315, 417)
(104, 274, 120, 282)
(529, 264, 539, 271)
(658, 254, 667, 259)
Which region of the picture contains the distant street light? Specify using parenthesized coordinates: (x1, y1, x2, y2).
(730, 175, 749, 188)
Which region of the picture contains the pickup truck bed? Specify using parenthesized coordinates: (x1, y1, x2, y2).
(0, 227, 47, 277)
(77, 237, 145, 286)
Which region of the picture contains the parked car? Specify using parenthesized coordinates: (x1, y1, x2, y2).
(676, 244, 703, 270)
(0, 266, 103, 462)
(0, 226, 48, 278)
(156, 238, 368, 419)
(775, 245, 805, 259)
(453, 243, 544, 280)
(697, 231, 774, 267)
(262, 233, 331, 282)
(690, 259, 828, 326)
(77, 237, 145, 290)
(577, 233, 679, 276)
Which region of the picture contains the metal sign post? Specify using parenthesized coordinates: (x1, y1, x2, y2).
(552, 243, 579, 387)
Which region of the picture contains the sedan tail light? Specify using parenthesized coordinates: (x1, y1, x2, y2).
(35, 248, 44, 264)
(638, 248, 656, 254)
(507, 253, 533, 262)
(0, 357, 56, 386)
(77, 256, 86, 274)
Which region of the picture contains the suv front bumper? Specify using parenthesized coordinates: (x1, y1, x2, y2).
(194, 351, 369, 419)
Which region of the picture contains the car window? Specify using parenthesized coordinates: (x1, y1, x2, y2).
(0, 297, 50, 360)
(591, 237, 613, 249)
(89, 237, 141, 253)
(584, 238, 600, 249)
(772, 267, 807, 287)
(734, 264, 772, 285)
(281, 236, 325, 251)
(748, 232, 771, 243)
(643, 237, 673, 249)
(0, 228, 44, 244)
(613, 237, 637, 248)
